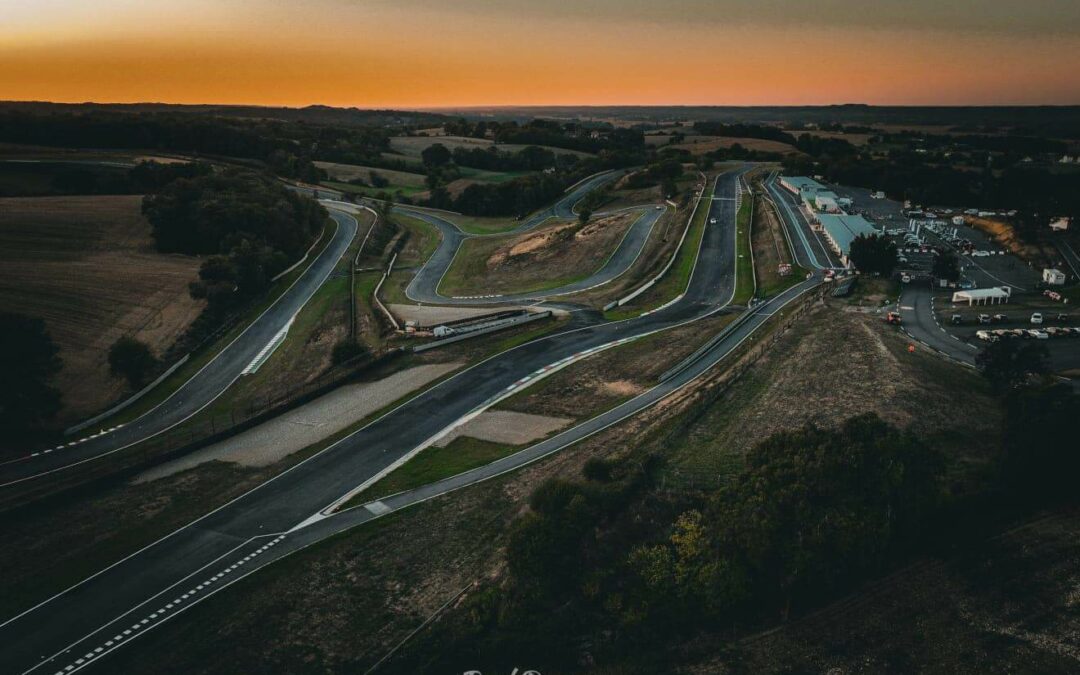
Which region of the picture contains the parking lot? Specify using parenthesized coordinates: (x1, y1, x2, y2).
(830, 183, 1043, 291)
(825, 182, 1080, 378)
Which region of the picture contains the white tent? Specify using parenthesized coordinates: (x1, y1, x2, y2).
(952, 287, 1012, 305)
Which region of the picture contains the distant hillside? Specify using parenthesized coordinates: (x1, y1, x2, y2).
(433, 104, 1080, 137)
(0, 101, 446, 128)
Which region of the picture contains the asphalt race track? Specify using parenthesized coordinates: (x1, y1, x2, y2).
(0, 168, 823, 674)
(398, 171, 648, 305)
(763, 173, 842, 270)
(0, 208, 363, 487)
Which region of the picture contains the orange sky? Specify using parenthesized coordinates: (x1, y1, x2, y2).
(2, 1, 1079, 106)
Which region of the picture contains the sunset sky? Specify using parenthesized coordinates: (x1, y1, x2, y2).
(2, 0, 1079, 107)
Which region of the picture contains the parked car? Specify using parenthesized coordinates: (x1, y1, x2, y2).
(1056, 313, 1071, 323)
(992, 313, 1009, 323)
(1031, 313, 1044, 325)
(1028, 329, 1049, 340)
(951, 314, 963, 325)
(976, 330, 998, 342)
(978, 314, 991, 324)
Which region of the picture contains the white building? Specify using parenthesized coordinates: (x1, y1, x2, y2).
(1043, 268, 1066, 286)
(814, 191, 841, 213)
(779, 176, 826, 196)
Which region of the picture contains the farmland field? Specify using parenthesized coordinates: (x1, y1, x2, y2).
(0, 195, 203, 425)
(388, 134, 594, 159)
(313, 161, 426, 187)
(645, 133, 800, 155)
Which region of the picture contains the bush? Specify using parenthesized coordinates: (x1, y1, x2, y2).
(108, 336, 158, 388)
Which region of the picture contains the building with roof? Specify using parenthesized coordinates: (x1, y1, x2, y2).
(779, 176, 826, 197)
(1043, 268, 1066, 285)
(813, 191, 841, 213)
(816, 213, 879, 265)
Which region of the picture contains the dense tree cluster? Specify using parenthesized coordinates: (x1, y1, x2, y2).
(630, 415, 943, 622)
(625, 158, 684, 195)
(142, 170, 326, 307)
(0, 110, 382, 182)
(440, 171, 567, 217)
(108, 336, 159, 388)
(0, 312, 63, 445)
(0, 159, 212, 197)
(848, 233, 898, 275)
(396, 414, 944, 672)
(450, 145, 559, 172)
(932, 249, 961, 281)
(783, 141, 1079, 221)
(976, 339, 1049, 394)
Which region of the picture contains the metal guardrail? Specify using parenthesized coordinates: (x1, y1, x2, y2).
(603, 171, 709, 312)
(412, 311, 552, 353)
(658, 307, 757, 382)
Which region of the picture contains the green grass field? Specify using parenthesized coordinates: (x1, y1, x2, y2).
(356, 437, 517, 503)
(733, 198, 755, 305)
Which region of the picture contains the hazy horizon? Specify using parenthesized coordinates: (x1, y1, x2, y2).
(3, 1, 1078, 108)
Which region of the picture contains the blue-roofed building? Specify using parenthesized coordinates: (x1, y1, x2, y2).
(817, 213, 880, 265)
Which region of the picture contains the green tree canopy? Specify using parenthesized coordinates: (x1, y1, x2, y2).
(932, 249, 961, 281)
(976, 339, 1049, 394)
(0, 312, 63, 441)
(848, 233, 898, 276)
(108, 336, 159, 388)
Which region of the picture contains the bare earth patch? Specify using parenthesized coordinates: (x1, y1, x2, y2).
(440, 210, 641, 296)
(434, 410, 572, 447)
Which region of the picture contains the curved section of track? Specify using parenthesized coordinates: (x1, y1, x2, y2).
(403, 204, 665, 305)
(0, 208, 363, 486)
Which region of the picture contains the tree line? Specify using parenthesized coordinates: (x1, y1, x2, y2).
(143, 169, 326, 309)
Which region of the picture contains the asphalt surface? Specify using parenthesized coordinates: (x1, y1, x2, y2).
(0, 169, 830, 674)
(763, 173, 842, 270)
(0, 209, 362, 486)
(404, 206, 665, 304)
(1056, 239, 1080, 280)
(397, 171, 647, 305)
(897, 284, 980, 365)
